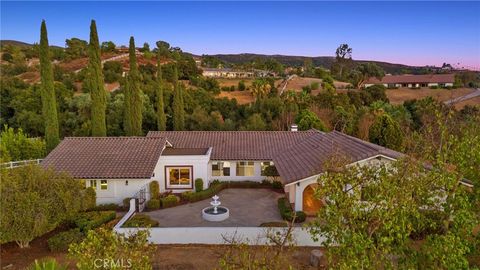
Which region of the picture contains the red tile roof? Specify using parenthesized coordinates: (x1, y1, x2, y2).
(147, 130, 320, 160)
(273, 131, 404, 183)
(42, 131, 403, 183)
(162, 148, 210, 156)
(365, 74, 455, 84)
(41, 137, 167, 179)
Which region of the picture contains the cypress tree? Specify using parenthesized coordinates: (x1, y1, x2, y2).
(39, 20, 59, 152)
(123, 76, 132, 135)
(172, 64, 185, 131)
(124, 36, 143, 136)
(88, 20, 107, 136)
(156, 54, 166, 131)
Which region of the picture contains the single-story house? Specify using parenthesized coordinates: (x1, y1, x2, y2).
(364, 74, 455, 88)
(41, 130, 403, 215)
(202, 67, 254, 78)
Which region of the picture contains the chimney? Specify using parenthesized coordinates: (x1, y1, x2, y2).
(290, 124, 298, 132)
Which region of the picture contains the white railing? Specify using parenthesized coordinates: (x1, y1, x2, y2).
(0, 159, 43, 169)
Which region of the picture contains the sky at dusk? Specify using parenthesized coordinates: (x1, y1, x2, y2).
(1, 1, 480, 69)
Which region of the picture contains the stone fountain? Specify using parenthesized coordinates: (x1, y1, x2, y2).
(202, 195, 229, 222)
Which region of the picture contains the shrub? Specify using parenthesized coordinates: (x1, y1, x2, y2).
(181, 191, 194, 201)
(82, 187, 96, 210)
(277, 198, 306, 223)
(293, 211, 306, 223)
(69, 228, 156, 269)
(310, 82, 320, 90)
(195, 178, 204, 192)
(238, 80, 246, 91)
(122, 214, 159, 228)
(271, 181, 283, 189)
(264, 165, 280, 177)
(259, 221, 288, 227)
(123, 198, 132, 210)
(429, 85, 439, 89)
(29, 258, 68, 270)
(0, 126, 46, 162)
(74, 211, 116, 232)
(161, 195, 179, 208)
(0, 165, 89, 248)
(146, 199, 160, 210)
(149, 181, 160, 199)
(47, 228, 84, 252)
(90, 203, 119, 211)
(210, 179, 221, 187)
(278, 198, 292, 219)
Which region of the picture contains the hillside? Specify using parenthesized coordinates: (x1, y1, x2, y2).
(0, 40, 63, 49)
(207, 53, 425, 74)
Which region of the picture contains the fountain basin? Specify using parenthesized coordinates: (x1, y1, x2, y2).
(202, 206, 229, 222)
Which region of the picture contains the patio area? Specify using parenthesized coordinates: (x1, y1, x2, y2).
(144, 188, 285, 227)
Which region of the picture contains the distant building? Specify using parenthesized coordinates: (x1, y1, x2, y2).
(364, 74, 455, 88)
(202, 67, 275, 78)
(202, 67, 253, 78)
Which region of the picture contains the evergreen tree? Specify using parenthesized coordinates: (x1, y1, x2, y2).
(122, 77, 132, 135)
(172, 64, 185, 130)
(124, 36, 143, 136)
(39, 20, 59, 152)
(88, 20, 107, 136)
(369, 113, 404, 151)
(156, 54, 166, 131)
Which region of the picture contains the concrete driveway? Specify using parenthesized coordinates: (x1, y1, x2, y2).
(145, 188, 284, 227)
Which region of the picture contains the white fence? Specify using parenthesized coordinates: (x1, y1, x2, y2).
(0, 159, 43, 169)
(114, 199, 324, 247)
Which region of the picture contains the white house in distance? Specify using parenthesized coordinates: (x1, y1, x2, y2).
(202, 67, 276, 78)
(41, 130, 403, 215)
(364, 74, 455, 88)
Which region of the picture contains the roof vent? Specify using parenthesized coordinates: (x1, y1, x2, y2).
(290, 124, 298, 132)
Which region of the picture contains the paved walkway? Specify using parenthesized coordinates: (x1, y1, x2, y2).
(444, 88, 480, 105)
(145, 188, 284, 227)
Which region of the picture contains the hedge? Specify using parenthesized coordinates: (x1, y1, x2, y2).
(47, 228, 84, 252)
(259, 221, 288, 227)
(277, 198, 306, 223)
(74, 211, 116, 232)
(161, 195, 179, 208)
(146, 199, 160, 210)
(122, 214, 159, 228)
(195, 178, 204, 192)
(149, 181, 160, 199)
(90, 203, 121, 211)
(271, 181, 283, 189)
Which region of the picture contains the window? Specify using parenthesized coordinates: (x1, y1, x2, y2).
(100, 180, 108, 190)
(166, 166, 193, 189)
(90, 180, 97, 189)
(212, 161, 231, 176)
(261, 161, 273, 176)
(236, 161, 255, 176)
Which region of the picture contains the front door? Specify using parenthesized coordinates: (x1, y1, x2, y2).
(302, 184, 323, 216)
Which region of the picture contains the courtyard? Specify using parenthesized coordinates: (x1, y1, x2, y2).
(145, 188, 285, 227)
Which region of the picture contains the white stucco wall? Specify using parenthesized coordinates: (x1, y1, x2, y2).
(207, 161, 267, 183)
(152, 154, 210, 193)
(286, 155, 396, 212)
(87, 178, 150, 205)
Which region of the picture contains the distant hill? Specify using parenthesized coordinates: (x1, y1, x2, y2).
(0, 40, 34, 48)
(0, 40, 63, 49)
(206, 53, 425, 75)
